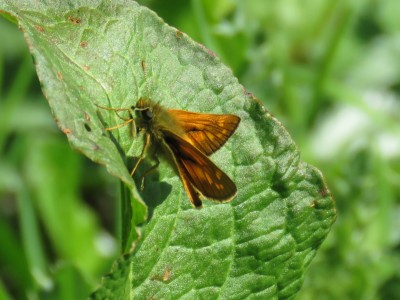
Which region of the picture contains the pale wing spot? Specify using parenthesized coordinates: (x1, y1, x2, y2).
(216, 183, 224, 190)
(216, 170, 222, 180)
(205, 172, 213, 184)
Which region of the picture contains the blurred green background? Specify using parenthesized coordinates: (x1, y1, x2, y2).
(1, 0, 400, 299)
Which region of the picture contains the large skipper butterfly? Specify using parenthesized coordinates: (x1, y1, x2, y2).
(99, 98, 240, 208)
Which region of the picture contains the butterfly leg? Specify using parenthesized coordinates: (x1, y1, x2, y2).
(139, 155, 160, 191)
(96, 104, 134, 126)
(130, 132, 151, 176)
(103, 118, 134, 131)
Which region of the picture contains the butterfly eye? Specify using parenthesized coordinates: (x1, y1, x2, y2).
(142, 109, 153, 121)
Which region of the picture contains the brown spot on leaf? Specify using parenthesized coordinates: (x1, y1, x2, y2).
(83, 65, 90, 71)
(68, 16, 81, 25)
(35, 25, 45, 32)
(63, 128, 72, 134)
(176, 30, 183, 38)
(84, 112, 90, 121)
(141, 60, 146, 72)
(244, 90, 255, 98)
(163, 268, 172, 282)
(200, 44, 216, 57)
(80, 41, 88, 48)
(149, 267, 172, 282)
(56, 71, 63, 81)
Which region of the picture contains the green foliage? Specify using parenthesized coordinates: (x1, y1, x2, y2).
(0, 7, 115, 300)
(3, 0, 398, 299)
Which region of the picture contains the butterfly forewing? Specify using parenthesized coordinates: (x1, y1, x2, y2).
(163, 130, 237, 202)
(168, 109, 240, 155)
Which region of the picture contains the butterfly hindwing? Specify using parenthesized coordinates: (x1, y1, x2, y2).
(163, 129, 237, 202)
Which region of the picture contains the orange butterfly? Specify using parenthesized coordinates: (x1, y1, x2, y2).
(100, 98, 240, 208)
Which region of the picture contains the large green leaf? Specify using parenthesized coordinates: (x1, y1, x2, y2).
(0, 0, 336, 298)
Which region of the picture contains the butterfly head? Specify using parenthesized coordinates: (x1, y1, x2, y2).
(134, 98, 152, 119)
(135, 97, 149, 110)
